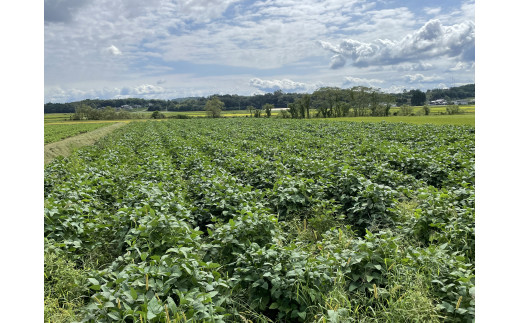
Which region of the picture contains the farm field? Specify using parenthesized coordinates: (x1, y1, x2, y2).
(44, 119, 474, 322)
(45, 123, 115, 144)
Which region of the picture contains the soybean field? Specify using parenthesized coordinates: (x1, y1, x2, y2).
(44, 119, 475, 322)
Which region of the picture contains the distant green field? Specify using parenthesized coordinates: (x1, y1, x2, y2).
(44, 123, 113, 144)
(44, 113, 74, 123)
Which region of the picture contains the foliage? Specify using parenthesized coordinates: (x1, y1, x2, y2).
(399, 105, 414, 116)
(446, 105, 462, 115)
(410, 89, 427, 106)
(205, 97, 225, 118)
(72, 105, 132, 120)
(150, 111, 166, 119)
(423, 105, 431, 115)
(44, 240, 89, 322)
(44, 119, 474, 322)
(263, 103, 274, 118)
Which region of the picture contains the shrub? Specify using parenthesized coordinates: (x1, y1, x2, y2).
(446, 105, 461, 115)
(423, 105, 431, 115)
(399, 105, 414, 116)
(151, 111, 166, 119)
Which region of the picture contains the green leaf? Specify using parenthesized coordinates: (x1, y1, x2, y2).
(455, 308, 468, 314)
(147, 311, 157, 320)
(88, 278, 100, 285)
(130, 287, 138, 300)
(107, 312, 121, 321)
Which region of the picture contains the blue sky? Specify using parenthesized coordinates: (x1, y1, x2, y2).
(44, 0, 475, 103)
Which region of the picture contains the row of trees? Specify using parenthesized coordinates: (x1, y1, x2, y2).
(286, 87, 395, 118)
(45, 91, 304, 113)
(71, 105, 136, 120)
(205, 87, 396, 119)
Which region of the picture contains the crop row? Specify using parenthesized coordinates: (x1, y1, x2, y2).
(44, 119, 474, 322)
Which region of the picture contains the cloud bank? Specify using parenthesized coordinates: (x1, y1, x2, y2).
(44, 0, 475, 102)
(249, 78, 318, 93)
(319, 19, 475, 68)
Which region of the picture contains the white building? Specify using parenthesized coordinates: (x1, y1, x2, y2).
(429, 99, 448, 105)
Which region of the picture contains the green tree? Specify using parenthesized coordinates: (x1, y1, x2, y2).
(301, 94, 311, 118)
(247, 105, 255, 118)
(347, 86, 371, 117)
(399, 105, 414, 116)
(410, 89, 426, 106)
(263, 103, 274, 118)
(151, 110, 166, 119)
(205, 97, 225, 118)
(423, 105, 430, 116)
(312, 87, 343, 118)
(446, 105, 461, 115)
(287, 102, 299, 119)
(102, 106, 117, 120)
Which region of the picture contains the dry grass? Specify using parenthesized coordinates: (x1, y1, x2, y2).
(44, 122, 127, 164)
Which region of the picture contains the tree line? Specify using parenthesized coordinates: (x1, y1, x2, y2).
(44, 91, 303, 113)
(45, 84, 475, 114)
(206, 86, 396, 119)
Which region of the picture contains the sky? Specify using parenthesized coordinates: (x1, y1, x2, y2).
(44, 0, 475, 103)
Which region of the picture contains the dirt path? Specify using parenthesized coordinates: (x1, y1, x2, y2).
(44, 122, 127, 165)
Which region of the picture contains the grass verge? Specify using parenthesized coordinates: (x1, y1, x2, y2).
(44, 122, 127, 164)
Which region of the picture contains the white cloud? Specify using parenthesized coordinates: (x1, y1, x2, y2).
(249, 78, 316, 92)
(105, 45, 122, 56)
(319, 19, 475, 68)
(132, 84, 164, 95)
(424, 7, 442, 15)
(396, 62, 434, 72)
(46, 83, 166, 102)
(403, 74, 441, 83)
(449, 61, 474, 71)
(343, 76, 383, 86)
(381, 85, 407, 94)
(175, 0, 240, 22)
